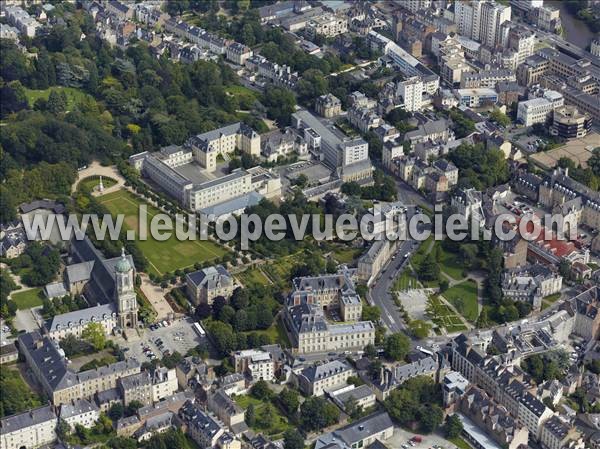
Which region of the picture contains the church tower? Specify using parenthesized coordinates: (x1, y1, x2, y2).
(115, 248, 138, 329)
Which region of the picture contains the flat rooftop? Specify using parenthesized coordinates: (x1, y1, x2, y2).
(173, 162, 229, 185)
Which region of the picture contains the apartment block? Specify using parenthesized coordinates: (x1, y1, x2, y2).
(298, 360, 355, 396)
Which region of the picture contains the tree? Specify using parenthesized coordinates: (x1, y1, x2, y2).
(361, 305, 381, 322)
(47, 90, 68, 114)
(82, 322, 106, 351)
(251, 380, 273, 401)
(278, 388, 299, 417)
(245, 403, 256, 427)
(384, 333, 411, 361)
(125, 400, 143, 417)
(417, 253, 439, 282)
(345, 396, 362, 419)
(300, 397, 340, 432)
(262, 87, 296, 126)
(56, 418, 71, 439)
(443, 414, 463, 438)
(364, 343, 377, 359)
(257, 402, 276, 429)
(420, 404, 443, 433)
(489, 108, 511, 127)
(283, 429, 304, 449)
(589, 148, 600, 177)
(108, 402, 124, 421)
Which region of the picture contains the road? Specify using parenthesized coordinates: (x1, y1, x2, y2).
(368, 238, 417, 333)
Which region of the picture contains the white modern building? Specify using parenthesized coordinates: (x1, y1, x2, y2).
(398, 76, 424, 112)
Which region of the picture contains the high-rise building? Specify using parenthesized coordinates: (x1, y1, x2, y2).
(479, 1, 511, 47)
(398, 76, 424, 111)
(454, 1, 511, 48)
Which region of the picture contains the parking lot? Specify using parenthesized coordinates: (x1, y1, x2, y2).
(123, 317, 206, 362)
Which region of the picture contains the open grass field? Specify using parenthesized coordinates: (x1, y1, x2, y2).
(99, 189, 227, 275)
(233, 394, 293, 437)
(541, 292, 562, 310)
(23, 87, 92, 109)
(11, 288, 43, 310)
(392, 269, 417, 291)
(443, 280, 479, 322)
(427, 295, 467, 333)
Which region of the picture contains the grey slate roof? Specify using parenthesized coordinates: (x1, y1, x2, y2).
(301, 360, 353, 383)
(186, 265, 232, 290)
(60, 399, 99, 420)
(46, 303, 116, 333)
(200, 192, 264, 218)
(0, 405, 57, 434)
(332, 384, 375, 404)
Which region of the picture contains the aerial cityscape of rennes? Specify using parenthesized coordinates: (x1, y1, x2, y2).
(0, 1, 599, 449)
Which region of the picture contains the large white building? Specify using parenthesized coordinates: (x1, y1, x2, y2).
(517, 91, 564, 126)
(398, 76, 423, 112)
(306, 14, 348, 38)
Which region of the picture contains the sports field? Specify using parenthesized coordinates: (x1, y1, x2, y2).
(99, 189, 228, 275)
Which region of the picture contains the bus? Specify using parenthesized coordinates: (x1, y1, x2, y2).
(193, 322, 206, 337)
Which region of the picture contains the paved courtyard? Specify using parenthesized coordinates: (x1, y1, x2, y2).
(396, 289, 430, 320)
(121, 316, 206, 362)
(387, 428, 461, 449)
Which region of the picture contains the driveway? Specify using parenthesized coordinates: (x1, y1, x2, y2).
(71, 161, 126, 196)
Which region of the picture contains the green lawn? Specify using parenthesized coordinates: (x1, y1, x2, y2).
(23, 86, 93, 109)
(233, 394, 293, 437)
(392, 269, 417, 291)
(443, 280, 479, 322)
(78, 176, 117, 193)
(11, 288, 44, 309)
(99, 189, 228, 275)
(236, 267, 271, 287)
(332, 247, 363, 264)
(426, 295, 468, 333)
(542, 293, 562, 310)
(449, 437, 473, 449)
(249, 319, 291, 348)
(435, 242, 465, 280)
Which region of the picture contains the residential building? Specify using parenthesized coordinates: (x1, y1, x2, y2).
(460, 69, 516, 89)
(398, 76, 423, 112)
(59, 399, 100, 430)
(404, 118, 453, 147)
(0, 343, 18, 365)
(179, 400, 224, 449)
(186, 265, 234, 306)
(315, 94, 342, 118)
(119, 372, 153, 406)
(458, 387, 529, 449)
(452, 188, 485, 225)
(501, 265, 562, 311)
(18, 331, 141, 406)
(358, 240, 396, 282)
(176, 356, 210, 389)
(152, 367, 178, 403)
(3, 6, 41, 37)
(226, 42, 252, 66)
(551, 106, 592, 139)
(0, 232, 26, 259)
(306, 15, 348, 39)
(298, 360, 355, 396)
(0, 406, 57, 449)
(45, 304, 117, 342)
(329, 384, 376, 412)
(540, 416, 583, 449)
(443, 371, 470, 407)
(232, 349, 276, 382)
(518, 392, 553, 440)
(314, 412, 394, 449)
(347, 105, 383, 134)
(207, 389, 245, 434)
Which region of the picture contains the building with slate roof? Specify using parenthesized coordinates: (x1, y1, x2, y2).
(298, 360, 355, 396)
(45, 303, 117, 341)
(0, 405, 57, 449)
(329, 384, 377, 412)
(59, 398, 99, 429)
(185, 265, 233, 306)
(314, 412, 394, 449)
(207, 389, 246, 434)
(179, 400, 225, 449)
(17, 331, 140, 406)
(69, 236, 138, 330)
